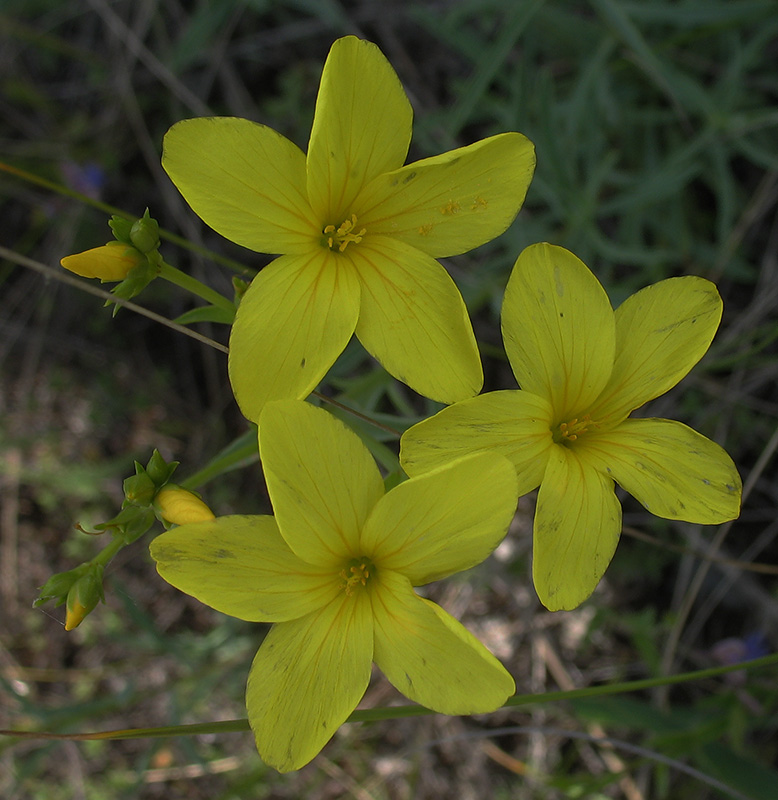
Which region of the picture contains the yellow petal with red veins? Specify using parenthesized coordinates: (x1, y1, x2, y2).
(357, 132, 535, 258)
(372, 570, 514, 713)
(228, 251, 360, 423)
(581, 418, 741, 523)
(259, 401, 385, 566)
(361, 452, 517, 585)
(306, 36, 412, 224)
(400, 389, 554, 495)
(351, 235, 482, 404)
(247, 592, 373, 772)
(591, 276, 723, 422)
(162, 117, 317, 254)
(533, 444, 621, 611)
(502, 243, 616, 421)
(150, 516, 339, 622)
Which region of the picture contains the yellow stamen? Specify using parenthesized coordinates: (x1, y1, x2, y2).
(553, 414, 598, 444)
(339, 557, 375, 595)
(322, 214, 366, 252)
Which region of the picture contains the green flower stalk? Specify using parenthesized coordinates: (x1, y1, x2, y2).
(151, 401, 518, 771)
(401, 243, 742, 611)
(161, 35, 535, 422)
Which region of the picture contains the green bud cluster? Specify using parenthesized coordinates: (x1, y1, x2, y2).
(34, 449, 182, 627)
(106, 209, 162, 309)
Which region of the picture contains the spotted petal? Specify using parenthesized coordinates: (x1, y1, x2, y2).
(591, 276, 723, 422)
(357, 133, 535, 258)
(581, 418, 741, 522)
(533, 444, 622, 611)
(247, 592, 373, 772)
(259, 401, 385, 566)
(400, 390, 554, 495)
(352, 235, 482, 403)
(502, 244, 615, 420)
(228, 251, 360, 423)
(306, 36, 412, 224)
(372, 570, 514, 713)
(162, 117, 317, 254)
(361, 452, 517, 585)
(150, 516, 338, 622)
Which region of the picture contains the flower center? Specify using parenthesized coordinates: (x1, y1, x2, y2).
(339, 556, 375, 595)
(322, 214, 366, 252)
(552, 414, 598, 445)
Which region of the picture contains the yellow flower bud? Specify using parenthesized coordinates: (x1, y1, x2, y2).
(63, 567, 103, 631)
(64, 597, 90, 631)
(155, 485, 215, 526)
(60, 242, 144, 282)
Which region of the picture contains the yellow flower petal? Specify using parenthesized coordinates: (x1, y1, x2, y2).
(372, 570, 514, 713)
(400, 390, 554, 495)
(162, 117, 317, 254)
(351, 235, 482, 403)
(590, 276, 723, 422)
(150, 516, 339, 622)
(247, 592, 373, 772)
(357, 133, 535, 258)
(306, 36, 412, 224)
(60, 242, 143, 281)
(581, 418, 741, 523)
(533, 445, 621, 611)
(502, 243, 615, 420)
(259, 401, 385, 566)
(361, 452, 517, 585)
(228, 251, 360, 423)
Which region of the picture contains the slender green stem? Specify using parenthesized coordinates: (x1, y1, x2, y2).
(0, 246, 229, 353)
(2, 652, 776, 742)
(93, 534, 127, 569)
(157, 260, 236, 315)
(0, 160, 252, 275)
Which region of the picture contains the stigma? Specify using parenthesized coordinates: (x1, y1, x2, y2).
(323, 214, 366, 252)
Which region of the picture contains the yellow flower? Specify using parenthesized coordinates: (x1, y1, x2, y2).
(162, 36, 535, 422)
(401, 243, 742, 611)
(60, 242, 144, 281)
(151, 400, 517, 771)
(154, 485, 215, 526)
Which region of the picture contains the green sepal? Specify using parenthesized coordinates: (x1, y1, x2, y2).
(33, 564, 90, 608)
(130, 209, 160, 254)
(145, 449, 179, 486)
(108, 258, 159, 312)
(123, 472, 156, 506)
(108, 215, 134, 244)
(120, 506, 157, 544)
(94, 504, 149, 532)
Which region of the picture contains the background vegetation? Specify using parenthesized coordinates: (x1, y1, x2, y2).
(1, 0, 777, 797)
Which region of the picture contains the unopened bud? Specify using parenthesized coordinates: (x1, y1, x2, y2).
(61, 242, 144, 282)
(123, 472, 156, 506)
(155, 485, 215, 526)
(64, 566, 104, 631)
(145, 450, 179, 486)
(34, 565, 88, 608)
(129, 212, 160, 254)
